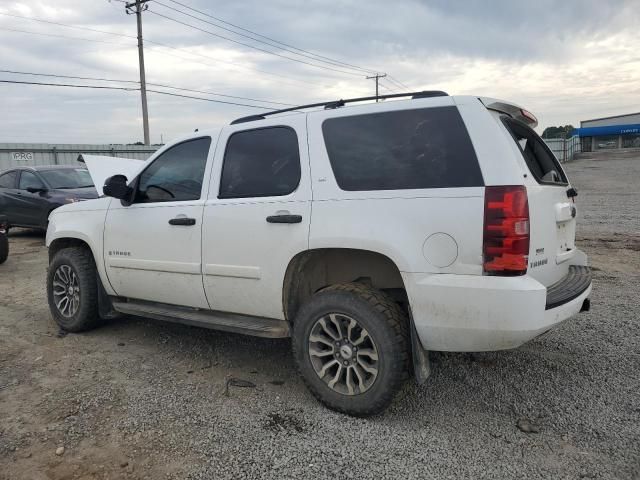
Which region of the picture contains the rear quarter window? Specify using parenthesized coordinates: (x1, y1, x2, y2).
(501, 117, 568, 185)
(322, 106, 483, 191)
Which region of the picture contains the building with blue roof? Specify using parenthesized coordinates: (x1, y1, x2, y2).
(574, 112, 640, 152)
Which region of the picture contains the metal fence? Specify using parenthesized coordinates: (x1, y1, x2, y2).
(0, 143, 158, 171)
(1, 137, 579, 172)
(543, 135, 581, 163)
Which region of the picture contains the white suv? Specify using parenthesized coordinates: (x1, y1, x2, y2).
(46, 92, 592, 416)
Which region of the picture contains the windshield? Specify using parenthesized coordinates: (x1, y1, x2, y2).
(40, 169, 94, 189)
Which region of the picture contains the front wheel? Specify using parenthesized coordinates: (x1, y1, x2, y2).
(47, 247, 101, 332)
(292, 283, 409, 417)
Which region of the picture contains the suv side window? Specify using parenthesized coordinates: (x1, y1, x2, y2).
(19, 171, 45, 190)
(134, 137, 211, 203)
(0, 171, 18, 188)
(219, 127, 301, 199)
(502, 117, 568, 185)
(322, 106, 483, 191)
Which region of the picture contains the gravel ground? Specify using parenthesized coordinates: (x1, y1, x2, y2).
(1, 153, 639, 480)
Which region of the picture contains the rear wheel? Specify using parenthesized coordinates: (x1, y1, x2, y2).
(47, 247, 101, 332)
(292, 283, 409, 417)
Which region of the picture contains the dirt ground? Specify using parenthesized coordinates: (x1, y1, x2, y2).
(1, 154, 639, 479)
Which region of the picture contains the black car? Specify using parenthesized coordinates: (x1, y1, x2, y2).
(0, 215, 8, 264)
(0, 165, 98, 230)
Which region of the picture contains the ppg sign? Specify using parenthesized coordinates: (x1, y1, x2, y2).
(11, 152, 34, 162)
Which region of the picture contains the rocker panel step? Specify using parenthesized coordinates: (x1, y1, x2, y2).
(112, 299, 290, 338)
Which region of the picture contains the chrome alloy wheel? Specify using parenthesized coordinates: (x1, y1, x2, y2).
(52, 265, 80, 318)
(308, 313, 379, 395)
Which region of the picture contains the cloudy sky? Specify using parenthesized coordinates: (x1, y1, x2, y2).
(1, 0, 639, 144)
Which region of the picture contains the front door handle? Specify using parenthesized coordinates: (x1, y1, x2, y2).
(169, 217, 196, 226)
(266, 214, 302, 224)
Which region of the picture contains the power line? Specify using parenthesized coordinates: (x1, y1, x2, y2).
(153, 2, 413, 89)
(386, 75, 411, 91)
(102, 0, 332, 89)
(0, 69, 139, 84)
(0, 69, 295, 106)
(1, 10, 412, 89)
(0, 27, 135, 46)
(146, 9, 364, 77)
(161, 0, 413, 89)
(147, 83, 295, 106)
(0, 11, 331, 90)
(0, 79, 138, 91)
(380, 79, 402, 93)
(143, 39, 332, 89)
(164, 0, 379, 75)
(153, 0, 374, 75)
(146, 89, 268, 109)
(0, 78, 272, 109)
(2, 8, 410, 92)
(378, 82, 397, 94)
(0, 24, 315, 89)
(0, 12, 137, 39)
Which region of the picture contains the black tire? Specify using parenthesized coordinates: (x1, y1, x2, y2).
(47, 247, 102, 332)
(0, 234, 7, 264)
(292, 282, 409, 417)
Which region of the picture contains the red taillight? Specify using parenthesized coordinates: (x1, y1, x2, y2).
(483, 185, 530, 276)
(520, 108, 538, 125)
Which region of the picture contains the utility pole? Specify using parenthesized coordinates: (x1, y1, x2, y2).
(126, 0, 151, 145)
(366, 73, 387, 102)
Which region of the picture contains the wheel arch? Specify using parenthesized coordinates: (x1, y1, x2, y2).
(282, 248, 408, 325)
(47, 231, 115, 296)
(48, 235, 95, 262)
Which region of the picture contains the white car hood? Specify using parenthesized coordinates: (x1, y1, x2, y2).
(78, 154, 147, 196)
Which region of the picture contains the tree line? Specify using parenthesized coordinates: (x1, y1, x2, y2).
(541, 125, 575, 139)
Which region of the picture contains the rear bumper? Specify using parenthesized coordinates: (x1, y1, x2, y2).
(545, 265, 591, 310)
(404, 259, 592, 352)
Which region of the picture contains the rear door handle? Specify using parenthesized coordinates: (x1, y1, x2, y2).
(169, 217, 196, 226)
(266, 214, 302, 224)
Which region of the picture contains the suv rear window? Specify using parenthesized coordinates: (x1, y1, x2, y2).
(322, 106, 483, 191)
(502, 117, 568, 185)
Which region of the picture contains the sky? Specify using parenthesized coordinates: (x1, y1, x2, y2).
(0, 0, 639, 144)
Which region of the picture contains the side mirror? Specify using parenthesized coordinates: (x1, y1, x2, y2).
(103, 175, 133, 203)
(26, 186, 47, 194)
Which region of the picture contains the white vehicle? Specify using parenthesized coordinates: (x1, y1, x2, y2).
(46, 92, 592, 416)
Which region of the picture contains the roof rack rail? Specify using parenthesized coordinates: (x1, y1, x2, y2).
(230, 90, 449, 125)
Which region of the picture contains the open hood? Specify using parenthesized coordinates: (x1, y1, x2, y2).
(77, 154, 147, 196)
